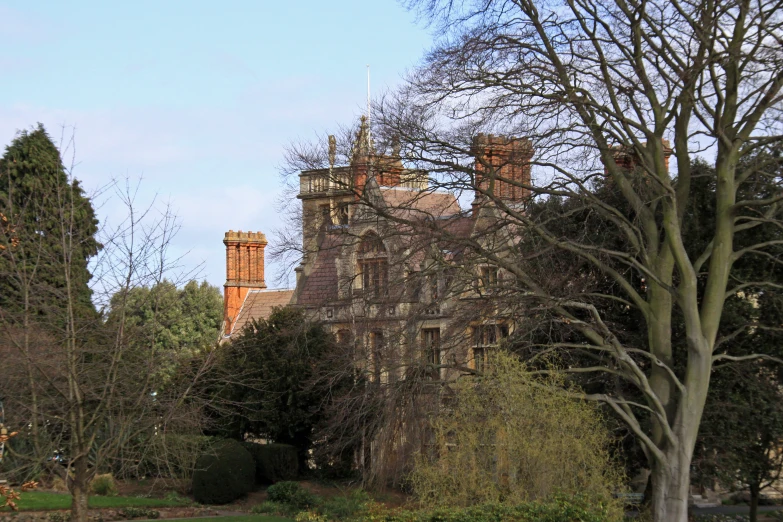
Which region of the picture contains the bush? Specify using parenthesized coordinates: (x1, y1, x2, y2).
(266, 481, 319, 509)
(242, 442, 298, 483)
(118, 508, 160, 519)
(47, 512, 70, 522)
(317, 490, 372, 520)
(293, 495, 616, 522)
(191, 439, 255, 505)
(132, 434, 217, 480)
(409, 351, 623, 514)
(90, 473, 118, 496)
(252, 501, 299, 517)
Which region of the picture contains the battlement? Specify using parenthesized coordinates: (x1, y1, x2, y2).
(224, 230, 268, 244)
(472, 134, 534, 154)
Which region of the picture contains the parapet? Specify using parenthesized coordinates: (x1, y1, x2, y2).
(224, 230, 268, 244)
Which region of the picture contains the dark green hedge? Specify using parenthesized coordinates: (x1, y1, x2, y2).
(192, 439, 255, 505)
(242, 442, 298, 483)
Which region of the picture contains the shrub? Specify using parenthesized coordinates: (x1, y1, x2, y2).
(50, 476, 68, 493)
(335, 495, 617, 522)
(266, 481, 319, 509)
(242, 442, 298, 483)
(118, 508, 160, 519)
(252, 501, 299, 517)
(90, 473, 118, 496)
(133, 434, 216, 480)
(47, 512, 70, 522)
(317, 489, 372, 520)
(191, 439, 255, 505)
(409, 351, 623, 516)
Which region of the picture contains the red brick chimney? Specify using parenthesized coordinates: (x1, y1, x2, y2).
(472, 134, 534, 202)
(223, 230, 267, 335)
(606, 139, 673, 175)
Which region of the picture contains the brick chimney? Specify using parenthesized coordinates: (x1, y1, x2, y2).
(223, 230, 267, 335)
(606, 139, 673, 175)
(472, 134, 534, 202)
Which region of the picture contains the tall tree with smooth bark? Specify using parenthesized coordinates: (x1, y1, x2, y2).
(282, 0, 783, 517)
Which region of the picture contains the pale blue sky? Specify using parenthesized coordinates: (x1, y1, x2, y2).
(0, 0, 431, 290)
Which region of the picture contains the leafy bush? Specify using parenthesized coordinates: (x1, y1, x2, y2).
(118, 507, 160, 519)
(242, 442, 298, 483)
(409, 351, 623, 514)
(295, 494, 617, 522)
(252, 501, 299, 517)
(132, 434, 217, 480)
(90, 474, 118, 496)
(266, 481, 319, 509)
(191, 439, 255, 505)
(316, 490, 372, 520)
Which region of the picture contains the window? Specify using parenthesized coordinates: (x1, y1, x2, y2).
(423, 328, 441, 366)
(429, 274, 439, 301)
(473, 347, 486, 373)
(407, 271, 422, 301)
(358, 232, 388, 297)
(371, 331, 385, 383)
(478, 266, 498, 291)
(444, 268, 457, 292)
(320, 204, 332, 226)
(336, 203, 349, 225)
(472, 324, 509, 372)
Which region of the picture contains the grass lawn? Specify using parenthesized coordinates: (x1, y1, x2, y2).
(5, 491, 190, 511)
(167, 518, 294, 522)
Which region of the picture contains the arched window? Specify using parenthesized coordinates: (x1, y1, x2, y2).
(358, 232, 388, 297)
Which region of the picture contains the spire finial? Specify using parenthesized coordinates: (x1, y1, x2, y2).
(366, 65, 371, 151)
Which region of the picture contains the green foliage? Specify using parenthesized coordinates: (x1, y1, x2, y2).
(295, 494, 617, 522)
(47, 512, 70, 522)
(118, 507, 160, 519)
(0, 124, 100, 319)
(133, 434, 217, 480)
(409, 351, 623, 513)
(209, 306, 336, 467)
(252, 501, 301, 517)
(265, 482, 319, 510)
(90, 474, 118, 497)
(191, 439, 255, 505)
(109, 280, 222, 384)
(315, 490, 371, 520)
(242, 443, 298, 484)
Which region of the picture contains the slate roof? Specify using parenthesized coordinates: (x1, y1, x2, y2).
(229, 288, 294, 336)
(296, 233, 343, 307)
(380, 188, 461, 219)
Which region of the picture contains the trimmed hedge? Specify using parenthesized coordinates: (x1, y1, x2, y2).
(242, 442, 298, 483)
(192, 439, 255, 505)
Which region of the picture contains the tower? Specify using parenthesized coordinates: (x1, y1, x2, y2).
(223, 230, 267, 335)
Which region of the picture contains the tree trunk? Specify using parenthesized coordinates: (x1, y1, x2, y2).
(69, 458, 90, 522)
(650, 451, 691, 522)
(749, 483, 760, 522)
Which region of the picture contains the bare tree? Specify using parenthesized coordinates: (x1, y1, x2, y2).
(279, 0, 783, 518)
(0, 128, 209, 522)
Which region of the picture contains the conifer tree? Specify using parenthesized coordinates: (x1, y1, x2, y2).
(0, 124, 100, 319)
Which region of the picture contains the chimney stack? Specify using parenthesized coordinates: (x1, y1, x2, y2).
(472, 134, 534, 202)
(223, 230, 268, 335)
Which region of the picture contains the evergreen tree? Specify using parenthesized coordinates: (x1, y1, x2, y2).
(0, 124, 100, 319)
(209, 306, 336, 470)
(109, 279, 223, 383)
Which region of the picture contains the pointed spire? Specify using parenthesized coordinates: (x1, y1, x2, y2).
(351, 116, 374, 163)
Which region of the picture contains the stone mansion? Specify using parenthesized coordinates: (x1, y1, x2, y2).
(220, 117, 534, 379)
